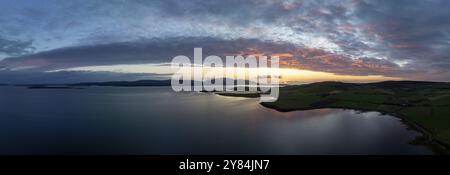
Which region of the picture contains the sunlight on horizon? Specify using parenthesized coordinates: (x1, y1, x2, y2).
(52, 63, 401, 84)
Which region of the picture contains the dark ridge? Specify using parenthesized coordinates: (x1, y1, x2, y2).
(27, 86, 83, 89)
(69, 80, 172, 87)
(68, 78, 258, 87)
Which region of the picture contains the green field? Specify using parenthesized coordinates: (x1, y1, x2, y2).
(260, 81, 450, 152)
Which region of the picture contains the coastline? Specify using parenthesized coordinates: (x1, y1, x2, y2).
(260, 102, 450, 154)
(211, 89, 449, 154)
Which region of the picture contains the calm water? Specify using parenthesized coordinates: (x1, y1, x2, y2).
(0, 86, 432, 154)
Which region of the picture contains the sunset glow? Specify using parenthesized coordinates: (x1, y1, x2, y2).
(55, 64, 400, 83)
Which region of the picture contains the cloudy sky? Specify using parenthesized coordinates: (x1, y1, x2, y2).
(1, 0, 450, 83)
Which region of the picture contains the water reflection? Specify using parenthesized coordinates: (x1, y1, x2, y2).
(0, 86, 432, 154)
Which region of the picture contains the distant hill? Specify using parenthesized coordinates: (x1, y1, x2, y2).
(11, 78, 261, 88)
(69, 80, 172, 87)
(283, 81, 450, 93)
(68, 78, 258, 87)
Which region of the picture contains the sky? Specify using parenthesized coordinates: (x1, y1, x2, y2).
(1, 0, 450, 84)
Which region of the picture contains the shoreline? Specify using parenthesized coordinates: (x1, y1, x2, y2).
(212, 89, 449, 154)
(260, 102, 450, 154)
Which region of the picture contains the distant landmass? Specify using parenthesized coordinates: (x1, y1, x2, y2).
(18, 78, 259, 89)
(69, 79, 172, 87)
(7, 80, 172, 89)
(68, 79, 257, 87)
(27, 86, 84, 89)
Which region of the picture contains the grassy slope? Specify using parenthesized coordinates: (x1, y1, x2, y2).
(261, 81, 450, 148)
